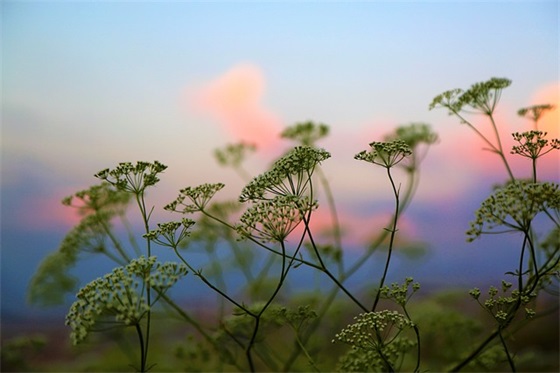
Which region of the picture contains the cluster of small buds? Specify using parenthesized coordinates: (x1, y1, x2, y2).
(65, 256, 187, 345)
(94, 161, 167, 194)
(428, 88, 463, 113)
(280, 121, 330, 146)
(239, 146, 331, 202)
(236, 196, 317, 243)
(333, 310, 414, 350)
(517, 104, 555, 123)
(380, 277, 421, 306)
(147, 261, 189, 289)
(354, 140, 412, 168)
(511, 131, 560, 160)
(466, 180, 560, 240)
(429, 77, 511, 115)
(143, 218, 196, 248)
(384, 123, 438, 150)
(214, 142, 256, 168)
(469, 282, 535, 325)
(165, 183, 225, 213)
(62, 182, 131, 215)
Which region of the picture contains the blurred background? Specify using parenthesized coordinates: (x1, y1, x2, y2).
(1, 0, 558, 370)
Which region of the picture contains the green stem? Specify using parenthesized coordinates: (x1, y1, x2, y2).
(246, 240, 289, 372)
(372, 167, 400, 312)
(316, 167, 343, 272)
(402, 305, 421, 372)
(488, 114, 515, 181)
(135, 191, 152, 369)
(498, 328, 516, 372)
(134, 323, 146, 373)
(302, 215, 368, 311)
(173, 247, 254, 316)
(283, 168, 419, 372)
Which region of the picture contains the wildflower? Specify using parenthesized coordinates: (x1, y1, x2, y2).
(469, 288, 481, 300)
(333, 310, 414, 350)
(281, 121, 330, 146)
(65, 256, 187, 345)
(430, 77, 511, 115)
(384, 123, 438, 150)
(214, 142, 256, 168)
(380, 278, 421, 306)
(165, 183, 225, 213)
(354, 140, 412, 168)
(429, 88, 463, 113)
(143, 218, 195, 248)
(517, 104, 555, 124)
(95, 161, 167, 194)
(511, 131, 560, 160)
(62, 182, 131, 217)
(236, 195, 317, 243)
(466, 180, 560, 240)
(239, 146, 331, 202)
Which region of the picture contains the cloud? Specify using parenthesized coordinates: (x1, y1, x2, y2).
(15, 193, 82, 231)
(529, 81, 559, 135)
(189, 64, 283, 150)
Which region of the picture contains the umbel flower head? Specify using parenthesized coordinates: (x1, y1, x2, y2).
(239, 146, 331, 202)
(518, 104, 555, 124)
(236, 195, 317, 243)
(466, 180, 560, 241)
(384, 123, 438, 150)
(333, 310, 414, 350)
(214, 142, 256, 168)
(62, 182, 131, 216)
(354, 140, 412, 168)
(143, 218, 196, 248)
(65, 256, 187, 345)
(95, 161, 167, 194)
(429, 77, 511, 115)
(165, 183, 225, 213)
(511, 131, 560, 160)
(281, 121, 330, 146)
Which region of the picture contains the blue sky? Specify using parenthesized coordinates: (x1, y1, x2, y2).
(1, 1, 559, 319)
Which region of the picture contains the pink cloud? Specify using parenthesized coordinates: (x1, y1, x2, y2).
(528, 81, 559, 137)
(189, 64, 283, 150)
(17, 193, 81, 231)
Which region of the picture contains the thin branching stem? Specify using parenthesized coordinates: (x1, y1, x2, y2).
(372, 167, 401, 312)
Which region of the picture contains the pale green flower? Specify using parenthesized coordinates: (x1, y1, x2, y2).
(384, 123, 438, 149)
(430, 77, 511, 115)
(354, 140, 412, 168)
(236, 195, 317, 242)
(511, 130, 560, 160)
(65, 256, 187, 345)
(239, 146, 330, 202)
(466, 181, 560, 240)
(333, 310, 414, 349)
(165, 183, 225, 213)
(144, 218, 196, 248)
(281, 121, 330, 146)
(95, 161, 167, 193)
(517, 104, 555, 123)
(214, 142, 256, 168)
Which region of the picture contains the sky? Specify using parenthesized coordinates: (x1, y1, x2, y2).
(1, 1, 559, 322)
